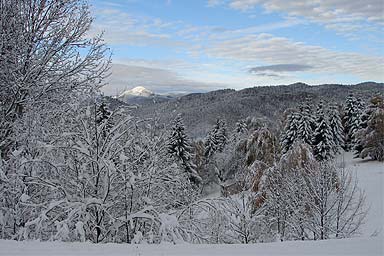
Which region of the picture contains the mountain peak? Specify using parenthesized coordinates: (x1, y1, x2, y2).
(119, 86, 154, 98)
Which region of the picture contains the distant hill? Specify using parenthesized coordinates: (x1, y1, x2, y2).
(108, 82, 384, 138)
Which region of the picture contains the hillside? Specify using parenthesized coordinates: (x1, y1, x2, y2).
(117, 82, 384, 138)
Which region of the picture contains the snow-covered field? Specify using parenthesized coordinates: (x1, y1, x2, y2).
(1, 152, 383, 256)
(0, 236, 382, 256)
(340, 153, 384, 238)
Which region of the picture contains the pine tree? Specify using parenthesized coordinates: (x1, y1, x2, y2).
(204, 119, 228, 158)
(343, 95, 363, 151)
(354, 100, 376, 157)
(96, 102, 113, 137)
(168, 114, 201, 184)
(231, 119, 248, 144)
(96, 102, 111, 124)
(328, 105, 344, 154)
(205, 126, 219, 159)
(297, 102, 315, 145)
(235, 119, 248, 134)
(281, 112, 300, 154)
(312, 102, 335, 161)
(354, 96, 384, 161)
(216, 119, 228, 152)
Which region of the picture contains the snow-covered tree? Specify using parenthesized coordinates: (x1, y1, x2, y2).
(303, 162, 367, 240)
(263, 142, 366, 241)
(245, 127, 278, 168)
(0, 0, 110, 159)
(297, 102, 315, 146)
(280, 112, 300, 154)
(263, 141, 317, 241)
(328, 105, 344, 154)
(204, 119, 228, 158)
(168, 114, 201, 184)
(216, 119, 228, 152)
(234, 119, 248, 134)
(312, 102, 335, 161)
(354, 96, 384, 161)
(115, 119, 199, 244)
(343, 95, 363, 151)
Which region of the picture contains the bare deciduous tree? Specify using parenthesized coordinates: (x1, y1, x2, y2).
(0, 0, 110, 157)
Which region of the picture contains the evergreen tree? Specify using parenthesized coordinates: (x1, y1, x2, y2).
(235, 119, 248, 134)
(354, 96, 384, 161)
(343, 95, 363, 151)
(96, 102, 113, 137)
(297, 101, 315, 145)
(312, 102, 335, 161)
(328, 105, 344, 154)
(354, 99, 376, 157)
(280, 112, 300, 154)
(216, 119, 228, 152)
(204, 119, 228, 158)
(231, 119, 248, 144)
(96, 102, 111, 124)
(168, 114, 201, 184)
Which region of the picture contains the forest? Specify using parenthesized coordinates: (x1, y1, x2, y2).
(0, 0, 383, 246)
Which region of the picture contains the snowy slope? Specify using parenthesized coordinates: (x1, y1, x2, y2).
(338, 152, 384, 237)
(1, 152, 382, 256)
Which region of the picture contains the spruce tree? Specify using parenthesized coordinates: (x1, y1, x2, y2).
(216, 119, 228, 152)
(235, 119, 248, 134)
(343, 95, 363, 151)
(354, 96, 384, 161)
(297, 102, 315, 146)
(96, 102, 113, 137)
(168, 114, 201, 184)
(281, 112, 300, 154)
(328, 105, 344, 154)
(354, 100, 375, 157)
(312, 102, 335, 161)
(204, 119, 227, 158)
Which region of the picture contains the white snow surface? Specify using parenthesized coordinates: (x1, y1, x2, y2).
(337, 152, 384, 237)
(1, 152, 383, 256)
(0, 237, 382, 256)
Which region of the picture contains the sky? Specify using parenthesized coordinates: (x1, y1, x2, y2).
(90, 0, 384, 95)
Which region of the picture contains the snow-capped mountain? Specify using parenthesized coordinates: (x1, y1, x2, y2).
(118, 86, 155, 98)
(116, 86, 175, 105)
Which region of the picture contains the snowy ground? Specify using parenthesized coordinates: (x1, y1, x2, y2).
(0, 236, 382, 256)
(338, 152, 384, 238)
(1, 152, 383, 256)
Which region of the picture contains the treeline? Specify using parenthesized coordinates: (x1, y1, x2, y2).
(130, 82, 384, 138)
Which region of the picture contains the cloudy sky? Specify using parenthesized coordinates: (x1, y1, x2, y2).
(90, 0, 384, 95)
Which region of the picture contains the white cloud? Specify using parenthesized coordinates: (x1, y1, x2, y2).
(207, 0, 223, 7)
(102, 63, 227, 95)
(89, 8, 185, 47)
(225, 0, 383, 35)
(207, 33, 384, 80)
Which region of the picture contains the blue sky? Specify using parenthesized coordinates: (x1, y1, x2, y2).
(90, 0, 384, 95)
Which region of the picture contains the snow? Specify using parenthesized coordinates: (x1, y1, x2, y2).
(0, 152, 382, 255)
(337, 152, 384, 237)
(118, 86, 154, 98)
(0, 237, 382, 256)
